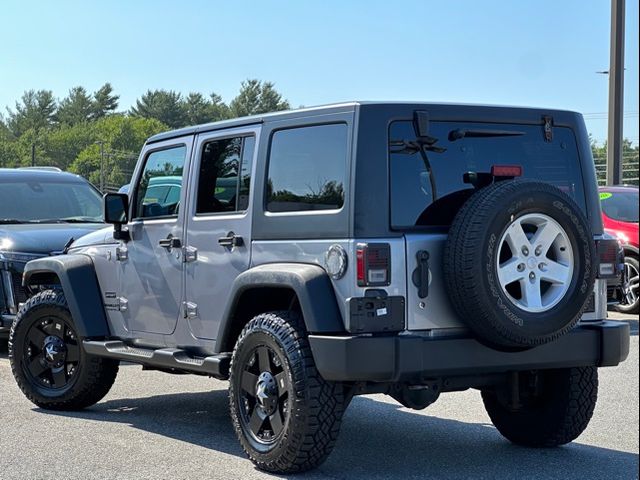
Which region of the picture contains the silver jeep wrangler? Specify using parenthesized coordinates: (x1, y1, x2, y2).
(9, 102, 629, 473)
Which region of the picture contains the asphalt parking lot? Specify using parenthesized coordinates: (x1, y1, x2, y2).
(0, 312, 637, 480)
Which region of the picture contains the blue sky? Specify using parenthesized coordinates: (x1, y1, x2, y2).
(1, 0, 638, 144)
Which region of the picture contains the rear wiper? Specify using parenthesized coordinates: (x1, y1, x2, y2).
(448, 129, 525, 142)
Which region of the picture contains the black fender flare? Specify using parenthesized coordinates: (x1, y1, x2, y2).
(216, 263, 344, 353)
(23, 255, 110, 338)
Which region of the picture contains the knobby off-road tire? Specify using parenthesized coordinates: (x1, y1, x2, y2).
(482, 366, 598, 447)
(9, 290, 119, 410)
(229, 311, 346, 473)
(444, 180, 596, 349)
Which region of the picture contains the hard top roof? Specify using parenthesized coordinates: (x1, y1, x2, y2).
(147, 101, 582, 144)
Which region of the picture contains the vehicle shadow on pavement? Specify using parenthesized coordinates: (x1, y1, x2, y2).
(38, 379, 638, 480)
(627, 318, 638, 336)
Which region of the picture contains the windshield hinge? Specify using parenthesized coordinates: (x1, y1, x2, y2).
(183, 301, 198, 319)
(542, 115, 553, 142)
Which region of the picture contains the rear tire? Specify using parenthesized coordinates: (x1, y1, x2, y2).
(482, 367, 598, 447)
(229, 311, 346, 473)
(9, 290, 119, 410)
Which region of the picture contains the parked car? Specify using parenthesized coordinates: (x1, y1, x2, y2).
(0, 168, 105, 336)
(599, 185, 639, 313)
(10, 103, 628, 473)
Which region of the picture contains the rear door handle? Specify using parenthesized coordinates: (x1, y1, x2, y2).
(159, 236, 182, 250)
(218, 232, 243, 248)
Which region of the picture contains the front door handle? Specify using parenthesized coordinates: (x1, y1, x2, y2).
(218, 231, 243, 248)
(159, 236, 182, 250)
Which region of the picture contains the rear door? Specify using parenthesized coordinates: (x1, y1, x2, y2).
(388, 120, 588, 330)
(119, 138, 192, 336)
(183, 126, 259, 340)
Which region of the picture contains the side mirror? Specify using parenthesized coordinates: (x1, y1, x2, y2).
(104, 193, 130, 240)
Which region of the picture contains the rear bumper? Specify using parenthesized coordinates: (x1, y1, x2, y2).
(309, 321, 630, 382)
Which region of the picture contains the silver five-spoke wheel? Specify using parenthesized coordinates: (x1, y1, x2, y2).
(497, 213, 574, 313)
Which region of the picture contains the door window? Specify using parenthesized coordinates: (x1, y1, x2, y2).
(134, 145, 186, 219)
(196, 135, 255, 214)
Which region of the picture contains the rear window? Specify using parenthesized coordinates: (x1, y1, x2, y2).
(600, 190, 639, 222)
(389, 121, 587, 229)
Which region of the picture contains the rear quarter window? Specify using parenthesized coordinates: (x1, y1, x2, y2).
(389, 121, 587, 229)
(266, 123, 348, 212)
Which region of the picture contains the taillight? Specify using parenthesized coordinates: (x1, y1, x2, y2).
(595, 238, 623, 278)
(356, 243, 391, 287)
(491, 165, 523, 177)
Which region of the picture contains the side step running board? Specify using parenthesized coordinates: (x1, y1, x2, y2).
(83, 340, 231, 378)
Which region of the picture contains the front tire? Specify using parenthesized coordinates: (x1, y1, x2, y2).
(9, 290, 119, 410)
(615, 256, 639, 314)
(482, 367, 598, 447)
(229, 311, 346, 473)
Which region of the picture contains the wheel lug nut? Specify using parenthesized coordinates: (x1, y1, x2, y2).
(529, 272, 535, 279)
(535, 246, 542, 256)
(517, 263, 525, 272)
(522, 246, 529, 256)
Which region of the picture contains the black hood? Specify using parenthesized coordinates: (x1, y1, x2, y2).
(0, 223, 105, 255)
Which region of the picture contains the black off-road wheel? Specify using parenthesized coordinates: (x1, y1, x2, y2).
(229, 311, 346, 474)
(9, 290, 119, 410)
(482, 367, 598, 447)
(444, 179, 596, 349)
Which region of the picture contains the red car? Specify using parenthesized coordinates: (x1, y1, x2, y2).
(599, 185, 639, 313)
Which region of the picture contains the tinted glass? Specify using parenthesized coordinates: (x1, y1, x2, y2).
(389, 121, 587, 228)
(134, 146, 186, 219)
(196, 136, 255, 214)
(601, 190, 639, 222)
(267, 124, 347, 212)
(238, 136, 255, 211)
(0, 179, 103, 222)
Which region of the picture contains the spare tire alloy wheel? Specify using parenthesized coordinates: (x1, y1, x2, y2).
(444, 180, 596, 349)
(497, 213, 573, 313)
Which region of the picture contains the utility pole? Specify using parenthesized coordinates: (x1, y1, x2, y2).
(607, 0, 625, 185)
(31, 143, 36, 167)
(96, 141, 105, 192)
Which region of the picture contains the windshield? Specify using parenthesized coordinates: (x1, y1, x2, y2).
(389, 120, 587, 229)
(600, 190, 639, 223)
(0, 179, 103, 223)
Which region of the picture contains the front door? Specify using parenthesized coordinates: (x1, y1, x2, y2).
(120, 138, 192, 336)
(183, 127, 259, 340)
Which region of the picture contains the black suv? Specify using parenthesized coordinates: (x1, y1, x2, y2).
(9, 103, 629, 473)
(0, 168, 104, 336)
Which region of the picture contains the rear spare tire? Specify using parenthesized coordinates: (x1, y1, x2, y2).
(444, 179, 595, 349)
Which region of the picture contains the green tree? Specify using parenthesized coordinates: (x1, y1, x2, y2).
(591, 137, 639, 186)
(56, 86, 94, 126)
(184, 92, 213, 126)
(92, 83, 119, 119)
(5, 89, 57, 136)
(209, 93, 231, 121)
(229, 79, 289, 118)
(68, 115, 167, 188)
(129, 90, 186, 129)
